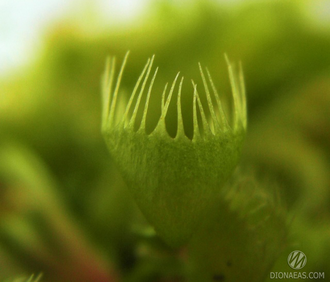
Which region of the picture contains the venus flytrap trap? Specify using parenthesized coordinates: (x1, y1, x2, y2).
(102, 53, 289, 281)
(101, 52, 246, 247)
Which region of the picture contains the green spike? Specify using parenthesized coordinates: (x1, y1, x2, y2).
(109, 51, 129, 125)
(154, 82, 169, 133)
(198, 63, 218, 133)
(239, 61, 247, 129)
(129, 55, 155, 127)
(225, 54, 240, 130)
(161, 72, 180, 126)
(205, 67, 230, 130)
(104, 57, 116, 126)
(192, 84, 201, 140)
(192, 81, 211, 137)
(176, 76, 185, 138)
(161, 83, 168, 110)
(141, 67, 159, 130)
(101, 56, 113, 128)
(124, 57, 151, 125)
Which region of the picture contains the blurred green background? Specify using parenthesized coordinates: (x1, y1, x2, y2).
(1, 0, 330, 281)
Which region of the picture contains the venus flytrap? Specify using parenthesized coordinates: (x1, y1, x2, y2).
(102, 52, 246, 247)
(102, 53, 289, 281)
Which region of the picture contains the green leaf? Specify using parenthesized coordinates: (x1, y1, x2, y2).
(102, 52, 246, 246)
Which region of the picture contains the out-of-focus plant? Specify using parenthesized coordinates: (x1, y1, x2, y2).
(0, 141, 118, 282)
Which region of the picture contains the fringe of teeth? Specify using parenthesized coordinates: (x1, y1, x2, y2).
(102, 52, 246, 140)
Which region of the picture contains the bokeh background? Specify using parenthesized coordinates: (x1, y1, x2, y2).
(1, 0, 330, 281)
